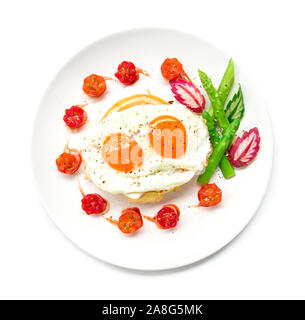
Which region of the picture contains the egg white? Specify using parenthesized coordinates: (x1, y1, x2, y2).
(81, 103, 211, 198)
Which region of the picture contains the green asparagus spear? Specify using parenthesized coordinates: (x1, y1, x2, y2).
(218, 58, 234, 106)
(197, 118, 241, 185)
(203, 111, 218, 142)
(199, 62, 236, 179)
(199, 69, 230, 130)
(202, 111, 235, 179)
(207, 59, 234, 118)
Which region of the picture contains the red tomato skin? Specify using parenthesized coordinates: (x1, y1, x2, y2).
(83, 74, 106, 97)
(198, 183, 222, 207)
(56, 151, 82, 174)
(81, 193, 108, 215)
(164, 204, 180, 220)
(115, 61, 138, 85)
(118, 207, 143, 234)
(156, 206, 179, 229)
(63, 106, 87, 128)
(161, 58, 183, 81)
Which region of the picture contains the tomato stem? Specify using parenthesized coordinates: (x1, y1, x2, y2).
(136, 67, 150, 77)
(104, 216, 118, 226)
(78, 180, 86, 198)
(143, 215, 156, 223)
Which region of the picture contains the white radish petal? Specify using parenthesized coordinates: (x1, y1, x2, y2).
(228, 127, 260, 167)
(171, 80, 205, 113)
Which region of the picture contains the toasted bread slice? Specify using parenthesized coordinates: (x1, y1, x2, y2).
(124, 187, 180, 204)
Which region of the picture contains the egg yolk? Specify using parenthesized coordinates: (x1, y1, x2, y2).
(149, 115, 187, 158)
(102, 133, 143, 172)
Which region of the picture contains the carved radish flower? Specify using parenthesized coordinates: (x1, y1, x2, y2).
(170, 80, 205, 113)
(228, 127, 260, 168)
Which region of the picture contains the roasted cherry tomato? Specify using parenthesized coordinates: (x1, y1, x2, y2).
(63, 105, 87, 128)
(161, 58, 183, 81)
(156, 205, 179, 229)
(81, 193, 108, 215)
(165, 204, 180, 218)
(56, 149, 82, 174)
(115, 61, 138, 85)
(118, 207, 143, 234)
(198, 183, 222, 207)
(83, 74, 106, 97)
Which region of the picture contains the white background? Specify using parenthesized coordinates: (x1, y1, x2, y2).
(0, 0, 304, 299)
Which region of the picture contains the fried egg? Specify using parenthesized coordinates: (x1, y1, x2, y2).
(81, 103, 211, 200)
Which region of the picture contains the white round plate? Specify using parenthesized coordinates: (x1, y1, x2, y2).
(32, 28, 273, 271)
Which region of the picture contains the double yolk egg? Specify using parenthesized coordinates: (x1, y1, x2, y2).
(101, 114, 187, 173)
(82, 103, 211, 200)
